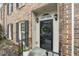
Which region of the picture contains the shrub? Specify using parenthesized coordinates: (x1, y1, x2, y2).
(0, 24, 6, 40)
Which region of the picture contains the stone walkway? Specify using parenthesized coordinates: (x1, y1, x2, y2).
(0, 39, 21, 56)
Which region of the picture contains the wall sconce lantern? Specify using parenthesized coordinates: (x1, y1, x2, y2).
(54, 14, 57, 21)
(36, 17, 39, 23)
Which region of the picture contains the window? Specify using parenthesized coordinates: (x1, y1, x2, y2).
(16, 21, 29, 46)
(16, 3, 19, 8)
(7, 24, 9, 38)
(21, 23, 26, 40)
(16, 3, 25, 9)
(7, 4, 9, 15)
(10, 24, 13, 40)
(16, 21, 29, 47)
(11, 3, 13, 12)
(7, 24, 13, 40)
(16, 22, 19, 42)
(7, 3, 13, 15)
(19, 3, 25, 8)
(21, 23, 25, 31)
(21, 21, 29, 47)
(1, 10, 2, 20)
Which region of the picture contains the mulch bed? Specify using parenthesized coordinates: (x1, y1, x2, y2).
(0, 39, 22, 56)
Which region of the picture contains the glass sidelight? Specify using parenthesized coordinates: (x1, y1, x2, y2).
(40, 19, 53, 51)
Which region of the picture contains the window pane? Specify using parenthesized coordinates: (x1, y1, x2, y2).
(16, 3, 19, 8)
(11, 3, 13, 12)
(21, 23, 25, 31)
(7, 4, 9, 15)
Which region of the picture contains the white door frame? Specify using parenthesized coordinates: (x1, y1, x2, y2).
(35, 12, 59, 55)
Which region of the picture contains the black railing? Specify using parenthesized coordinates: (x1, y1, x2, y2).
(45, 51, 59, 56)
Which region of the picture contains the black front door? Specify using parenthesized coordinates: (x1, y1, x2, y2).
(40, 19, 53, 51)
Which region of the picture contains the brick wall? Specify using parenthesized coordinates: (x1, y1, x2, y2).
(4, 3, 47, 48)
(59, 3, 72, 56)
(0, 3, 72, 56)
(74, 3, 79, 56)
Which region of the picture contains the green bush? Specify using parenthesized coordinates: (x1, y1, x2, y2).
(0, 24, 5, 40)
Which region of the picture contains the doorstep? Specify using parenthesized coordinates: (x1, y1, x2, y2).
(23, 47, 59, 56)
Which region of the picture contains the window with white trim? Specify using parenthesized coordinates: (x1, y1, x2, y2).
(7, 3, 13, 15)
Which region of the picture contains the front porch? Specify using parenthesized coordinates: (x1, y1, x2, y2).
(23, 3, 59, 56)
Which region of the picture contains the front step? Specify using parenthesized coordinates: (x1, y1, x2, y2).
(23, 47, 59, 56)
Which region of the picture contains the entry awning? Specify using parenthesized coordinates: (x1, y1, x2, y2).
(32, 3, 57, 15)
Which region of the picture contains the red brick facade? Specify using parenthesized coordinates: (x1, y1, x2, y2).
(74, 3, 79, 56)
(0, 3, 72, 56)
(59, 3, 72, 56)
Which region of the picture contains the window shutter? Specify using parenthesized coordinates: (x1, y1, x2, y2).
(25, 21, 29, 47)
(7, 24, 9, 38)
(11, 24, 13, 40)
(16, 23, 19, 42)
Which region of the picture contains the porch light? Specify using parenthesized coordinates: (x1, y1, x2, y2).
(54, 14, 57, 21)
(36, 17, 39, 23)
